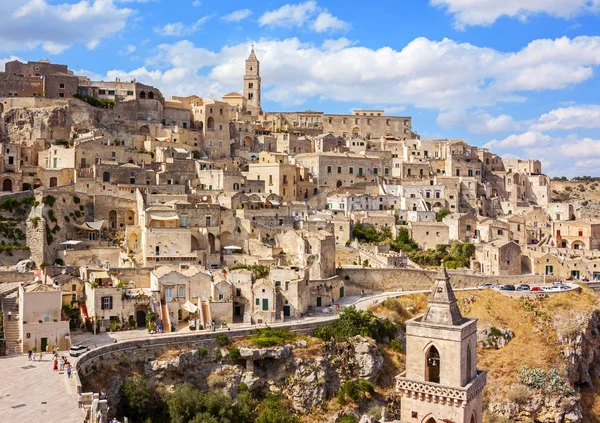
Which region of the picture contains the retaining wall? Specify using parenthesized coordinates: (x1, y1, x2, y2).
(337, 267, 544, 295)
(74, 319, 332, 394)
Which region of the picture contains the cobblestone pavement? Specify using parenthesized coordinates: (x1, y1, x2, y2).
(0, 353, 85, 423)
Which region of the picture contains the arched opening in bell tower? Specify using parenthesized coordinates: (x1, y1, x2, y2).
(425, 345, 440, 383)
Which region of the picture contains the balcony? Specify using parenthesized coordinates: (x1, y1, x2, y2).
(395, 370, 486, 404)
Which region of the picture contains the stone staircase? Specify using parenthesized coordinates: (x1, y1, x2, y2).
(2, 294, 22, 354)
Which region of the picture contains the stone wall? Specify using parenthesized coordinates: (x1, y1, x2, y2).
(337, 267, 544, 295)
(0, 271, 34, 282)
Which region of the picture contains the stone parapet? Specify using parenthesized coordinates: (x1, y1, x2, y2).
(396, 370, 486, 405)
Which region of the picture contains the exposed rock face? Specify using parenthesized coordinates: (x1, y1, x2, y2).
(8, 259, 34, 272)
(487, 308, 600, 422)
(140, 336, 384, 414)
(477, 325, 514, 349)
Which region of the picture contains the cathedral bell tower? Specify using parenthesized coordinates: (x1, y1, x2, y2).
(243, 44, 261, 116)
(396, 263, 486, 423)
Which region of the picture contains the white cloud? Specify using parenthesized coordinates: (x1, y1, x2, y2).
(259, 1, 318, 28)
(485, 131, 552, 149)
(437, 109, 519, 133)
(154, 15, 213, 36)
(558, 138, 600, 157)
(312, 12, 350, 32)
(575, 158, 600, 168)
(431, 0, 600, 29)
(222, 9, 252, 22)
(0, 0, 132, 54)
(192, 0, 201, 6)
(531, 105, 600, 131)
(95, 35, 600, 112)
(259, 1, 348, 32)
(119, 44, 137, 56)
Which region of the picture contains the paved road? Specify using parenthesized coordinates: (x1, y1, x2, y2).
(0, 353, 84, 423)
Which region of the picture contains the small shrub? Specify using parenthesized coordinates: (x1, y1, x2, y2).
(490, 327, 503, 337)
(198, 347, 208, 356)
(216, 333, 229, 347)
(228, 347, 240, 361)
(339, 416, 358, 423)
(30, 216, 41, 228)
(42, 195, 56, 207)
(390, 339, 404, 352)
(507, 385, 529, 405)
(206, 373, 226, 389)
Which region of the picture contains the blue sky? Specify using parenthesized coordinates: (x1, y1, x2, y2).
(1, 0, 600, 177)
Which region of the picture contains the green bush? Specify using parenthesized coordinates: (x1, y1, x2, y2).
(436, 208, 451, 222)
(251, 327, 298, 347)
(352, 222, 392, 243)
(229, 263, 271, 279)
(390, 339, 404, 352)
(517, 366, 574, 396)
(216, 333, 229, 347)
(42, 195, 56, 207)
(314, 307, 397, 343)
(198, 347, 208, 356)
(339, 416, 358, 423)
(337, 379, 374, 405)
(228, 347, 240, 360)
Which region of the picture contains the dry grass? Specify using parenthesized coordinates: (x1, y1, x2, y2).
(380, 288, 600, 404)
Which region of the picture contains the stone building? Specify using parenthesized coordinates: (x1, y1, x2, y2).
(0, 60, 80, 98)
(19, 282, 71, 352)
(243, 46, 261, 116)
(551, 219, 600, 250)
(474, 240, 522, 276)
(396, 265, 486, 423)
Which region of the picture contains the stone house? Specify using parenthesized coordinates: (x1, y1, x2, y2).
(474, 240, 522, 275)
(551, 219, 600, 250)
(443, 212, 477, 242)
(408, 221, 450, 250)
(295, 151, 392, 191)
(19, 283, 71, 352)
(244, 152, 303, 202)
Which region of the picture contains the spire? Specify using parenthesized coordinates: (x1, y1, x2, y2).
(421, 261, 465, 326)
(248, 43, 257, 61)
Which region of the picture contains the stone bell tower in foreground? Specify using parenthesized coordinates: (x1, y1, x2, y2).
(396, 263, 486, 423)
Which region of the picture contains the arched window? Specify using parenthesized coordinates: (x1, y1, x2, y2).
(148, 91, 154, 100)
(139, 91, 146, 99)
(207, 117, 215, 130)
(425, 345, 440, 383)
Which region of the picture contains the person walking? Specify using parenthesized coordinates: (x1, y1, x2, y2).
(7, 311, 11, 321)
(53, 357, 58, 371)
(66, 363, 72, 378)
(28, 349, 32, 361)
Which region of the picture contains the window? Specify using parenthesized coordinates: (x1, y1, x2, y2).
(59, 83, 65, 89)
(349, 167, 353, 174)
(255, 298, 260, 306)
(275, 281, 281, 287)
(178, 287, 185, 298)
(337, 166, 342, 174)
(579, 230, 583, 237)
(58, 93, 64, 98)
(205, 216, 211, 226)
(384, 168, 389, 175)
(127, 90, 134, 96)
(101, 296, 113, 310)
(108, 90, 115, 95)
(262, 298, 269, 311)
(236, 288, 241, 297)
(327, 166, 332, 174)
(249, 83, 253, 89)
(8, 156, 14, 165)
(99, 89, 106, 95)
(498, 229, 503, 236)
(373, 168, 378, 175)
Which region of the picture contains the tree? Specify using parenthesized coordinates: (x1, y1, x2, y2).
(119, 377, 155, 422)
(255, 394, 298, 423)
(435, 209, 451, 222)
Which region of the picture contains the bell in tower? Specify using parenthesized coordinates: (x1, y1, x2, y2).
(395, 262, 487, 423)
